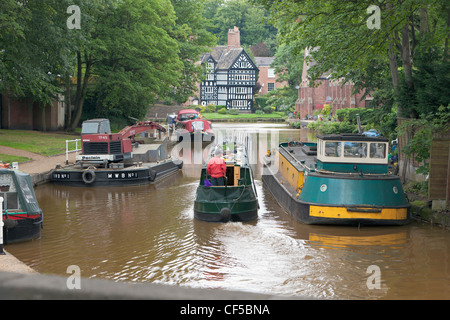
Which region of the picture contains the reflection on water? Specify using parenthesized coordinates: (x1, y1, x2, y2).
(5, 123, 450, 299)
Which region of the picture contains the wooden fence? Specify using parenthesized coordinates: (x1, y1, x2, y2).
(429, 138, 450, 206)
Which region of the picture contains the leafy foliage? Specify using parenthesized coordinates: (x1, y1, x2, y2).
(399, 105, 450, 175)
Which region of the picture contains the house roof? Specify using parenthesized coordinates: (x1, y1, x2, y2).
(201, 47, 257, 71)
(217, 48, 243, 70)
(254, 56, 274, 67)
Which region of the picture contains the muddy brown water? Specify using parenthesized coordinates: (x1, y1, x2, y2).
(6, 123, 450, 299)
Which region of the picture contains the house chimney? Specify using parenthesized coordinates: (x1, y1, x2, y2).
(227, 26, 241, 52)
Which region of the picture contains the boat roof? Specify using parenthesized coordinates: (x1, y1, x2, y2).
(317, 133, 388, 142)
(0, 169, 42, 214)
(182, 119, 210, 124)
(178, 109, 199, 115)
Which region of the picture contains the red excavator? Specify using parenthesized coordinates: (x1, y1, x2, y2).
(77, 119, 166, 165)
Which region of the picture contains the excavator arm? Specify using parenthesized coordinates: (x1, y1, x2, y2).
(118, 121, 167, 139)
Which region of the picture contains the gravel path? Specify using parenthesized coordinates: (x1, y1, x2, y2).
(0, 146, 76, 174)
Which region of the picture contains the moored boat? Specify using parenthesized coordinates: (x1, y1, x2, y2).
(262, 134, 411, 226)
(50, 119, 183, 186)
(194, 144, 258, 222)
(175, 119, 215, 143)
(177, 109, 201, 121)
(1, 168, 43, 244)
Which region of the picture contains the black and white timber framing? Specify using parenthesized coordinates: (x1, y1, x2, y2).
(200, 47, 258, 111)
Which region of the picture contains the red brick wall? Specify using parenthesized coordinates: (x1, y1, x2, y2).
(1, 94, 62, 130)
(1, 95, 34, 129)
(257, 66, 288, 95)
(295, 79, 370, 119)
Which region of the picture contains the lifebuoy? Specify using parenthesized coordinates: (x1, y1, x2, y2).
(82, 169, 96, 184)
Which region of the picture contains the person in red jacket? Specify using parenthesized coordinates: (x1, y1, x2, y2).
(207, 148, 226, 186)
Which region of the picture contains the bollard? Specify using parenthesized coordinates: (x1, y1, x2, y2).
(0, 197, 5, 255)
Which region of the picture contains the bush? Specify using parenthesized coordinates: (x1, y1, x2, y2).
(218, 107, 227, 114)
(263, 106, 273, 114)
(307, 120, 357, 134)
(254, 96, 269, 110)
(255, 110, 264, 115)
(206, 104, 217, 113)
(227, 108, 239, 115)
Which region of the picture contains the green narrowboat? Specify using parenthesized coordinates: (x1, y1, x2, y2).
(194, 144, 259, 222)
(262, 134, 411, 226)
(1, 168, 43, 244)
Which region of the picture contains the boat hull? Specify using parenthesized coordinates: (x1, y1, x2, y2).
(50, 160, 183, 187)
(3, 215, 42, 244)
(262, 165, 410, 226)
(194, 207, 258, 222)
(194, 186, 258, 222)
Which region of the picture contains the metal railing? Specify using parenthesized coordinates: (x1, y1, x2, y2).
(65, 139, 82, 165)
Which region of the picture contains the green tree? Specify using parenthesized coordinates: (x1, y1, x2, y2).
(167, 0, 217, 104)
(0, 0, 76, 130)
(204, 0, 276, 48)
(69, 0, 183, 130)
(255, 0, 449, 119)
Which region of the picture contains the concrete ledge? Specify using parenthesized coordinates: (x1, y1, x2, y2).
(0, 250, 36, 274)
(0, 271, 306, 300)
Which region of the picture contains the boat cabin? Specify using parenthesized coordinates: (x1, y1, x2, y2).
(1, 169, 43, 243)
(316, 134, 389, 174)
(200, 146, 252, 187)
(177, 109, 200, 121)
(0, 170, 40, 214)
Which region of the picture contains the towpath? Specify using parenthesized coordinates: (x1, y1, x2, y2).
(0, 145, 75, 175)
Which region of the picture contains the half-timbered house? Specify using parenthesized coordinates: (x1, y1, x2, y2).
(199, 27, 258, 111)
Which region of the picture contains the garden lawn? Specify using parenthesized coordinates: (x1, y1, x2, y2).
(202, 112, 285, 120)
(0, 129, 78, 156)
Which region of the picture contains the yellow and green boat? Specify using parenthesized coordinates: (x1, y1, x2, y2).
(262, 134, 410, 226)
(194, 144, 259, 222)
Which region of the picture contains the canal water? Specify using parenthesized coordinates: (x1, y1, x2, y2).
(6, 123, 450, 299)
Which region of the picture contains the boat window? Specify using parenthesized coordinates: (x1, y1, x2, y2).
(370, 143, 386, 159)
(180, 113, 198, 121)
(344, 142, 367, 158)
(324, 142, 342, 157)
(192, 121, 204, 131)
(3, 192, 20, 210)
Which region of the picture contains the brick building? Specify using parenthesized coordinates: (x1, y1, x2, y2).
(0, 93, 66, 130)
(198, 27, 258, 111)
(254, 57, 288, 95)
(295, 48, 372, 119)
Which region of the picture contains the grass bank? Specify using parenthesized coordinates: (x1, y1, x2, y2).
(201, 112, 285, 121)
(0, 129, 78, 161)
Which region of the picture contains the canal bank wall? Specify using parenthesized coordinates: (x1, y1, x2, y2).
(0, 269, 304, 300)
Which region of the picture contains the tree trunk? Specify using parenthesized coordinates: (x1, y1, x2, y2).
(400, 23, 413, 91)
(419, 7, 429, 36)
(388, 36, 399, 96)
(69, 52, 91, 131)
(64, 75, 72, 130)
(400, 23, 417, 118)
